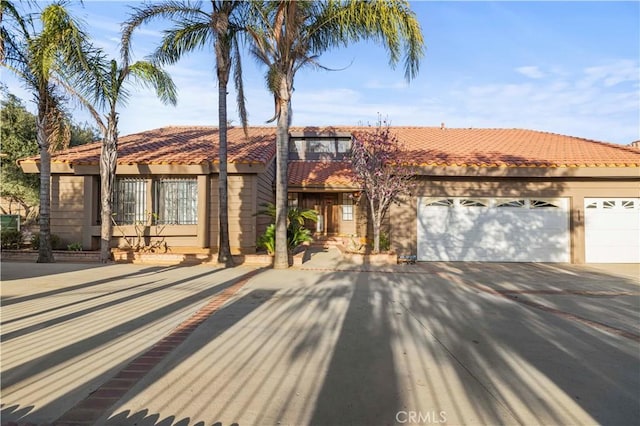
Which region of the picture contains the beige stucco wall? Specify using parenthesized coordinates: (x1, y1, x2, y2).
(209, 174, 260, 254)
(389, 176, 640, 263)
(50, 172, 265, 253)
(50, 175, 85, 247)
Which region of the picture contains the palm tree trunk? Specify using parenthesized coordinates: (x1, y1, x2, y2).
(99, 113, 118, 263)
(273, 84, 291, 269)
(217, 58, 233, 267)
(36, 112, 54, 263)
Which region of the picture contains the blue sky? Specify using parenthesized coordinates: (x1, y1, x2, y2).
(3, 1, 639, 145)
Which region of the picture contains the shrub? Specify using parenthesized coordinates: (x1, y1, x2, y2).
(257, 224, 276, 255)
(30, 233, 62, 250)
(1, 229, 23, 249)
(379, 231, 391, 252)
(67, 242, 82, 251)
(257, 222, 314, 255)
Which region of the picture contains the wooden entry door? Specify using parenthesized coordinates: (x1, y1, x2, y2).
(322, 194, 338, 234)
(300, 193, 339, 235)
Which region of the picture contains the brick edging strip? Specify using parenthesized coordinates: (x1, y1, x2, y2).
(51, 268, 261, 426)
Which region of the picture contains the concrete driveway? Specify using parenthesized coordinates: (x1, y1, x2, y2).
(1, 256, 638, 426)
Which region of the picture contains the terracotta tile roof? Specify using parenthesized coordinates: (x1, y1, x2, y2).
(22, 126, 277, 166)
(288, 160, 357, 188)
(344, 126, 640, 168)
(20, 125, 640, 169)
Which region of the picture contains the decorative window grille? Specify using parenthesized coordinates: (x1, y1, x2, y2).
(621, 200, 635, 209)
(530, 200, 559, 209)
(427, 199, 454, 207)
(155, 179, 197, 224)
(342, 195, 354, 221)
(114, 178, 147, 224)
(603, 200, 616, 209)
(497, 199, 526, 208)
(459, 199, 487, 207)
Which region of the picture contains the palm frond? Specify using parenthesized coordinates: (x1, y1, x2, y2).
(232, 36, 248, 135)
(151, 20, 211, 65)
(121, 1, 208, 62)
(128, 60, 178, 106)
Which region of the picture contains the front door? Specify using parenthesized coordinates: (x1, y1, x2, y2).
(299, 193, 339, 235)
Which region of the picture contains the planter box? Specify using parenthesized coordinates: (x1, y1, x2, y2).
(0, 249, 100, 263)
(335, 245, 397, 265)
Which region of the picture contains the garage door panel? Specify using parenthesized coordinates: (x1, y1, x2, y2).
(585, 198, 640, 263)
(417, 197, 570, 262)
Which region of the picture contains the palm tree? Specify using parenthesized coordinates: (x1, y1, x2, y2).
(63, 55, 177, 263)
(123, 0, 249, 267)
(246, 0, 424, 268)
(1, 1, 94, 262)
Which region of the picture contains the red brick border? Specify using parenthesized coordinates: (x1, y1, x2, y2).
(51, 268, 260, 426)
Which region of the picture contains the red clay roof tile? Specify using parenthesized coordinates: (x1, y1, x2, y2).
(21, 125, 640, 169)
(288, 161, 357, 188)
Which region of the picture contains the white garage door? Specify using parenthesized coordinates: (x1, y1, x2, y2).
(417, 197, 570, 262)
(585, 198, 640, 263)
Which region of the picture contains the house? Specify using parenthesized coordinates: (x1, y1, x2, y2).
(19, 126, 640, 264)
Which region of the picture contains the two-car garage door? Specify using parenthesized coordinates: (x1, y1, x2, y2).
(417, 197, 570, 262)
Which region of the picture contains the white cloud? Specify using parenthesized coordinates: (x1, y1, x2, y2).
(447, 59, 640, 143)
(364, 80, 409, 90)
(516, 66, 546, 79)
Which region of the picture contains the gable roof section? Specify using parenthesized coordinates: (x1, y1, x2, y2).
(288, 161, 357, 188)
(20, 126, 277, 167)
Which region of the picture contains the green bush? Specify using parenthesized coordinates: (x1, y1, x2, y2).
(1, 229, 23, 249)
(67, 242, 82, 251)
(257, 222, 313, 255)
(30, 233, 62, 250)
(256, 203, 316, 254)
(379, 231, 391, 252)
(257, 224, 276, 255)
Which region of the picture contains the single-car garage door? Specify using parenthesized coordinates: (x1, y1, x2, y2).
(417, 197, 570, 262)
(585, 198, 640, 263)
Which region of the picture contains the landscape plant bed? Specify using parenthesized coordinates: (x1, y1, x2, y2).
(335, 244, 397, 265)
(0, 249, 101, 263)
(111, 248, 280, 266)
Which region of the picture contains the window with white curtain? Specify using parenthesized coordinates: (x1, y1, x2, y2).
(155, 178, 198, 224)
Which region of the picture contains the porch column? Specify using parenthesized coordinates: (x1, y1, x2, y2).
(197, 174, 210, 248)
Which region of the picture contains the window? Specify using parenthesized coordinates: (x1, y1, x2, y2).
(459, 199, 487, 207)
(288, 193, 299, 208)
(114, 178, 147, 224)
(530, 200, 559, 208)
(603, 200, 616, 209)
(308, 138, 334, 153)
(289, 139, 305, 154)
(426, 199, 454, 207)
(622, 200, 635, 209)
(337, 138, 352, 153)
(155, 179, 197, 224)
(342, 195, 354, 221)
(497, 199, 526, 208)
